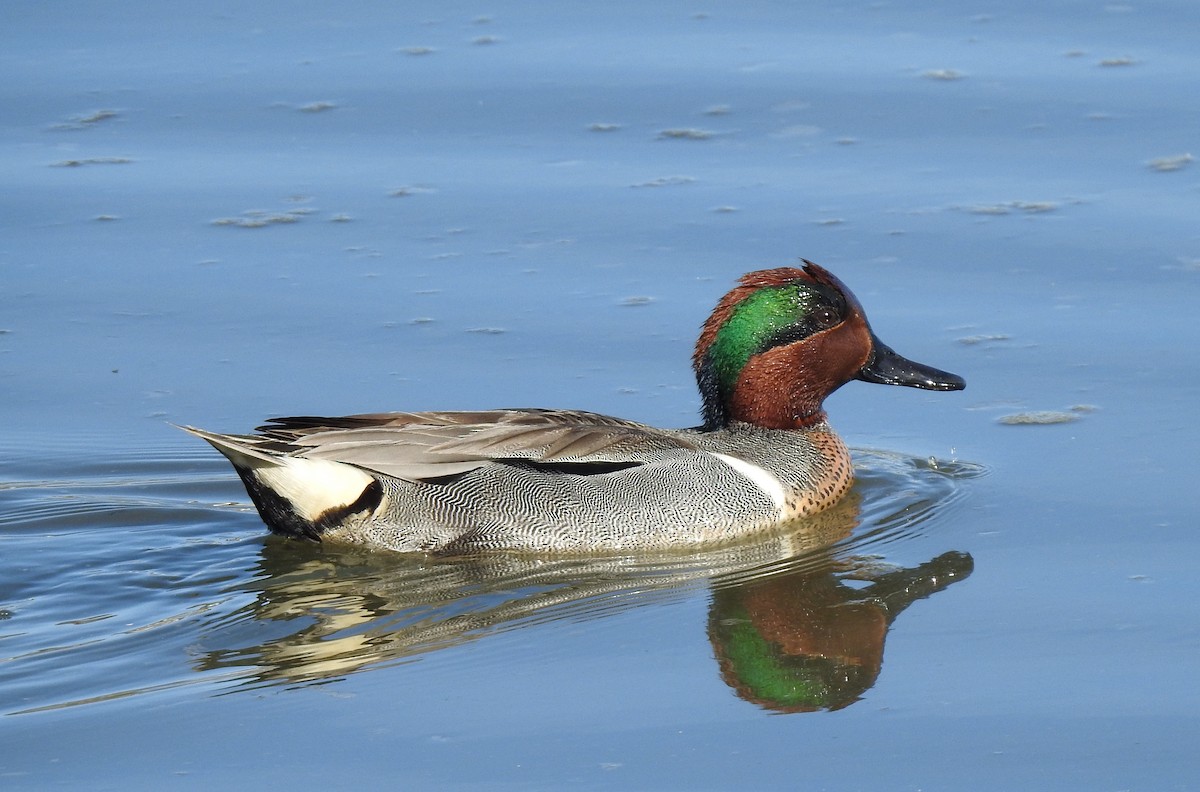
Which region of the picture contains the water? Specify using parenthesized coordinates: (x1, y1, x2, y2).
(3, 1, 1199, 789)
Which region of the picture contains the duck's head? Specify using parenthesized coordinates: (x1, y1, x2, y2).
(694, 261, 965, 430)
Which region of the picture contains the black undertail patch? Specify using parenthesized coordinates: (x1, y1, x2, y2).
(234, 467, 383, 542)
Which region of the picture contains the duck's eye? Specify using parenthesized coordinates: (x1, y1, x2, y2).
(811, 306, 841, 330)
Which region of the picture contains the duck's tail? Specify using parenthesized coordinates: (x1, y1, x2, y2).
(179, 425, 382, 541)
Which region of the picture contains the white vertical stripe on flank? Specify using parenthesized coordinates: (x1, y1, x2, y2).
(709, 452, 788, 517)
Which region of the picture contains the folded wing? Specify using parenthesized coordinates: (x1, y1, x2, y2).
(252, 409, 698, 482)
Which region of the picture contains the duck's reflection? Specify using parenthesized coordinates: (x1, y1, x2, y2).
(197, 493, 971, 711)
(709, 549, 970, 712)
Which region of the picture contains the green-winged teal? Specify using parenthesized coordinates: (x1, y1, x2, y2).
(185, 261, 964, 553)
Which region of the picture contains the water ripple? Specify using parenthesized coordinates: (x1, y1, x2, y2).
(0, 442, 981, 715)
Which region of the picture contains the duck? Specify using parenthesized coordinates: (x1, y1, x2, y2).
(184, 260, 964, 554)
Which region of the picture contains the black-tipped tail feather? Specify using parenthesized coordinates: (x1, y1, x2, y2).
(181, 424, 383, 542)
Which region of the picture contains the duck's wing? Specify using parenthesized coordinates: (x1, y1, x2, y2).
(252, 409, 698, 482)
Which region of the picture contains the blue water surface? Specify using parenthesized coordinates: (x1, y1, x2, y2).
(2, 1, 1199, 789)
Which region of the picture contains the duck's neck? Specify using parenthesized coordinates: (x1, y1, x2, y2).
(697, 344, 832, 431)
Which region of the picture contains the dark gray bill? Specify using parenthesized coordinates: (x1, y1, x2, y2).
(857, 338, 965, 391)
